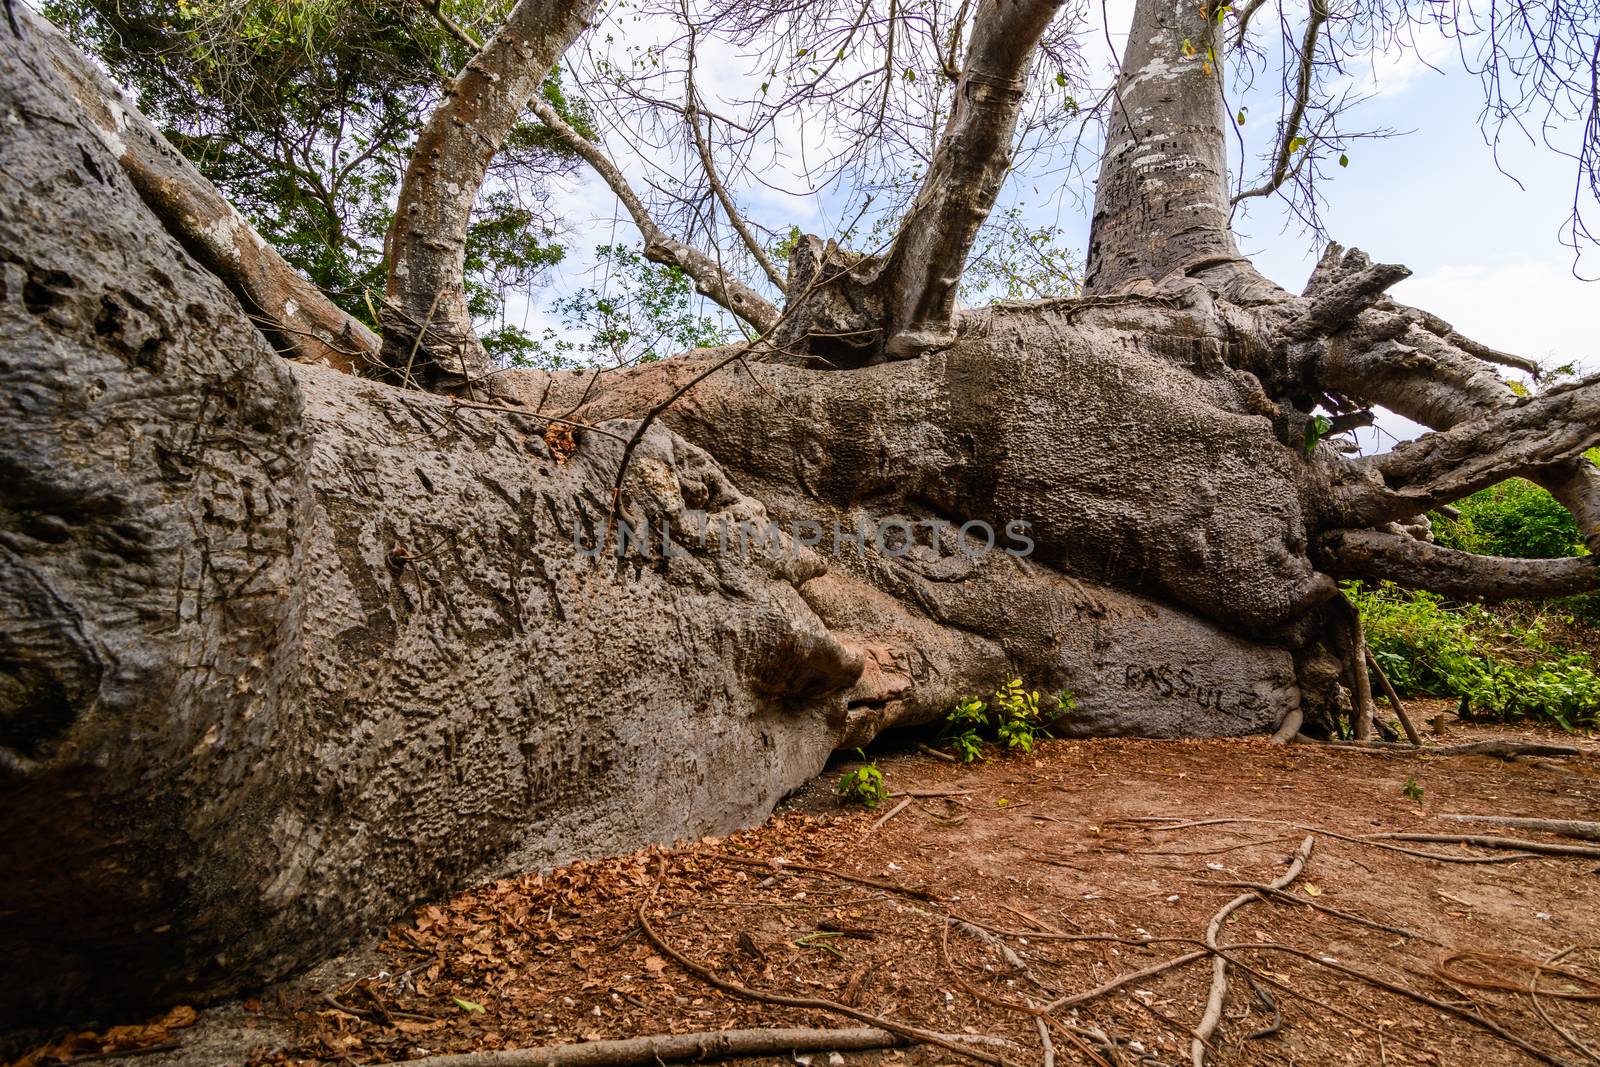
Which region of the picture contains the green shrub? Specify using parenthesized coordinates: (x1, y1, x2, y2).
(1353, 582, 1598, 730)
(993, 679, 1047, 754)
(943, 696, 989, 763)
(939, 680, 1068, 761)
(1431, 478, 1584, 559)
(836, 751, 889, 807)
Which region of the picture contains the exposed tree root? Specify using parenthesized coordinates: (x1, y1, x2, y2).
(1305, 740, 1583, 759)
(1112, 817, 1548, 863)
(1439, 814, 1600, 842)
(1366, 833, 1600, 860)
(397, 1027, 907, 1067)
(1191, 837, 1315, 1066)
(1219, 942, 1569, 1065)
(636, 868, 1014, 1067)
(1213, 882, 1440, 944)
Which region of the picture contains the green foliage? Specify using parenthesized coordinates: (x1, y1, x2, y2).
(836, 750, 889, 808)
(940, 681, 1062, 761)
(942, 696, 989, 763)
(1401, 777, 1424, 804)
(1430, 478, 1585, 560)
(993, 679, 1048, 754)
(1353, 582, 1599, 730)
(48, 0, 587, 341)
(1301, 414, 1334, 454)
(961, 208, 1082, 302)
(512, 244, 736, 369)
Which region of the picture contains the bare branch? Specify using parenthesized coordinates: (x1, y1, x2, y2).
(529, 97, 780, 334)
(1320, 529, 1599, 601)
(1232, 0, 1328, 206)
(681, 10, 786, 290)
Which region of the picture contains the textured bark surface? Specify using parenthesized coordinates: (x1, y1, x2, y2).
(381, 0, 600, 386)
(5, 0, 1600, 1038)
(1, 27, 852, 1028)
(22, 5, 378, 371)
(1084, 0, 1240, 293)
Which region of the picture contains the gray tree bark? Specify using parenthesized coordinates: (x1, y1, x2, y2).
(380, 0, 600, 389)
(4, 0, 1600, 1040)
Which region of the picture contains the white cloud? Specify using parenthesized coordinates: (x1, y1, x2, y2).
(1391, 260, 1599, 373)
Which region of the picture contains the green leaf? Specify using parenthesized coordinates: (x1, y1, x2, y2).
(1288, 135, 1307, 154)
(1236, 109, 1246, 126)
(1055, 71, 1067, 87)
(1338, 152, 1349, 167)
(452, 997, 485, 1014)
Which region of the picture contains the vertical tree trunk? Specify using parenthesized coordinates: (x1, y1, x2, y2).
(879, 0, 1064, 357)
(1084, 0, 1239, 293)
(381, 0, 599, 389)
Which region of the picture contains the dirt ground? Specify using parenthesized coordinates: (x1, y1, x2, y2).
(17, 706, 1600, 1067)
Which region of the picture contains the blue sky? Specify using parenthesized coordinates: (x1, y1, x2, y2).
(526, 2, 1596, 447)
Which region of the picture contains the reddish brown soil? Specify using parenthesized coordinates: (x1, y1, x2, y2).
(21, 714, 1600, 1067)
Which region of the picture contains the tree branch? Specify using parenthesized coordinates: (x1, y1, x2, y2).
(1319, 529, 1599, 600)
(1232, 0, 1328, 206)
(27, 5, 379, 371)
(682, 10, 786, 291)
(382, 0, 600, 389)
(1367, 373, 1598, 507)
(876, 0, 1066, 358)
(529, 97, 780, 334)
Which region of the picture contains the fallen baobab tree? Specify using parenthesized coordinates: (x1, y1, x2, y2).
(3, 0, 1598, 1035)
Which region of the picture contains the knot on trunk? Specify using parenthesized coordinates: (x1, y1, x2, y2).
(772, 235, 890, 367)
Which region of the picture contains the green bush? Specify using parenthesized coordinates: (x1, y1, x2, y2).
(836, 751, 889, 807)
(1353, 582, 1598, 730)
(939, 680, 1069, 762)
(1431, 478, 1584, 559)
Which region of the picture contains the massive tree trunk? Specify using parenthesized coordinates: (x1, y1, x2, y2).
(3, 0, 1598, 1039)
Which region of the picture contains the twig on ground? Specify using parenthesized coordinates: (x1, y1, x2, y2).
(868, 798, 912, 832)
(1364, 649, 1422, 745)
(916, 741, 959, 763)
(1191, 837, 1315, 1066)
(396, 1027, 908, 1066)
